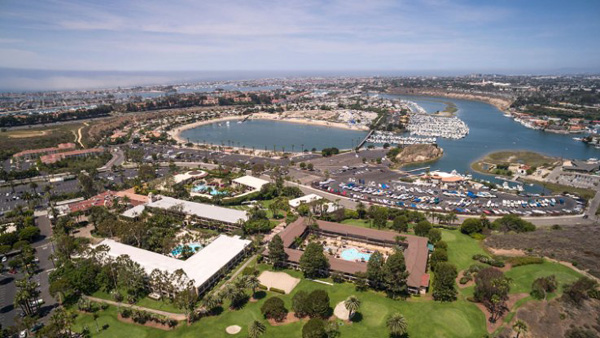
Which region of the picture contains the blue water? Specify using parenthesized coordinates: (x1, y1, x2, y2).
(181, 95, 600, 193)
(171, 243, 203, 256)
(340, 248, 372, 261)
(383, 94, 600, 192)
(180, 119, 367, 152)
(192, 184, 228, 196)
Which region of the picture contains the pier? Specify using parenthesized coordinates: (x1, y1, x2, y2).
(403, 166, 430, 173)
(357, 129, 374, 149)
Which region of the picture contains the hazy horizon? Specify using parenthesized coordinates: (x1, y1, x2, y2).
(1, 67, 599, 92)
(1, 0, 599, 91)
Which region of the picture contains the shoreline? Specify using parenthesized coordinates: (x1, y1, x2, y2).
(387, 88, 514, 113)
(169, 113, 369, 146)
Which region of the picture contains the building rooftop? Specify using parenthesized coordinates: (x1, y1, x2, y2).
(147, 195, 248, 224)
(96, 235, 251, 289)
(274, 218, 429, 289)
(232, 175, 269, 190)
(289, 194, 323, 208)
(121, 205, 146, 218)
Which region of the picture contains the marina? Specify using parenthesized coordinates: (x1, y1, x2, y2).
(405, 113, 469, 139)
(366, 131, 436, 145)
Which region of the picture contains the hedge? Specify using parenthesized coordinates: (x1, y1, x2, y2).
(506, 256, 544, 267)
(258, 284, 268, 290)
(472, 254, 505, 267)
(270, 287, 286, 294)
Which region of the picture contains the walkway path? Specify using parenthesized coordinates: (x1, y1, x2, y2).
(76, 122, 88, 148)
(218, 254, 257, 291)
(82, 296, 187, 321)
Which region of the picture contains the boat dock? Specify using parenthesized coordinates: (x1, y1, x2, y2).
(357, 129, 374, 149)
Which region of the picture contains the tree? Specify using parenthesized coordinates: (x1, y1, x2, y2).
(460, 218, 483, 235)
(386, 312, 408, 337)
(492, 215, 535, 233)
(18, 226, 40, 242)
(14, 278, 41, 316)
(562, 276, 598, 306)
(78, 172, 96, 197)
(245, 275, 260, 299)
(299, 242, 330, 278)
(371, 206, 388, 229)
(268, 235, 288, 269)
(474, 268, 511, 322)
(292, 290, 310, 318)
(260, 297, 287, 322)
(344, 295, 361, 319)
(383, 250, 409, 299)
(356, 202, 367, 219)
(248, 320, 266, 338)
(427, 228, 442, 244)
(48, 306, 74, 337)
(392, 215, 409, 233)
(222, 282, 247, 309)
(174, 285, 198, 324)
(302, 318, 326, 338)
(530, 275, 557, 300)
(429, 249, 448, 271)
(202, 292, 223, 315)
(366, 251, 385, 289)
(513, 320, 528, 338)
(432, 262, 458, 302)
(138, 164, 156, 182)
(307, 289, 330, 319)
(414, 220, 432, 237)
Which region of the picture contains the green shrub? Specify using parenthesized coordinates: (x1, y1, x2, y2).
(459, 276, 472, 284)
(270, 287, 286, 294)
(261, 297, 288, 322)
(472, 254, 505, 267)
(258, 284, 268, 290)
(470, 233, 486, 240)
(507, 256, 544, 267)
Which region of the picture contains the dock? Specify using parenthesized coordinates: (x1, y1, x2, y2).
(357, 129, 374, 149)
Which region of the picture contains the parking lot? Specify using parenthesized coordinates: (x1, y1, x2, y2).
(0, 215, 57, 329)
(316, 170, 583, 217)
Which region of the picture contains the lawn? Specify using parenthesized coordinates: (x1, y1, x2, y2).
(441, 230, 488, 272)
(73, 225, 584, 337)
(504, 261, 582, 294)
(341, 218, 393, 229)
(77, 268, 487, 338)
(91, 290, 184, 314)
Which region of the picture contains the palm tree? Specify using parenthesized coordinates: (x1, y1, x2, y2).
(204, 292, 224, 311)
(513, 320, 528, 338)
(386, 313, 408, 337)
(245, 275, 260, 299)
(248, 320, 266, 338)
(344, 295, 361, 319)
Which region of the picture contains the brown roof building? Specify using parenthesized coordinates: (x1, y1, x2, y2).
(41, 148, 104, 164)
(13, 143, 76, 160)
(272, 218, 430, 293)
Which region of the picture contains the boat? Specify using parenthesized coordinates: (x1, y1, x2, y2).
(573, 137, 583, 141)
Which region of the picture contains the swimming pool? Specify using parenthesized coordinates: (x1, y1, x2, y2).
(191, 184, 228, 196)
(171, 243, 203, 256)
(340, 248, 371, 262)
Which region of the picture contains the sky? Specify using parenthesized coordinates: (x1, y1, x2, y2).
(0, 0, 599, 90)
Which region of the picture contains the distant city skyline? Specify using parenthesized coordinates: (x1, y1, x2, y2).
(1, 0, 599, 90)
